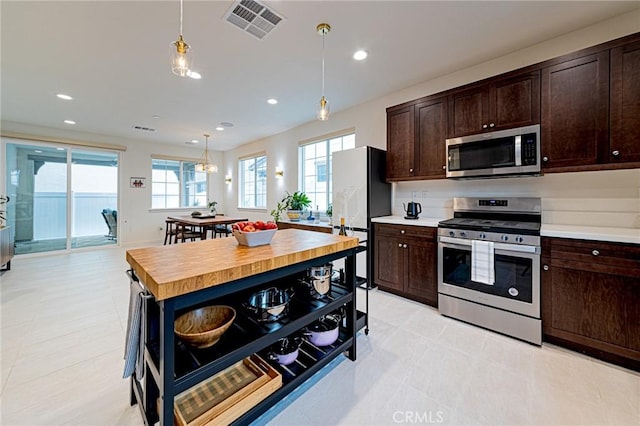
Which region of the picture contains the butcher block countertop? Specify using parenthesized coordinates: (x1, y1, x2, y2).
(126, 229, 359, 301)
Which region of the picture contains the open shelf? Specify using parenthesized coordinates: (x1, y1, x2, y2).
(146, 286, 353, 393)
(233, 331, 354, 425)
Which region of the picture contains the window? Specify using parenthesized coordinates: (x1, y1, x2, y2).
(239, 154, 267, 209)
(152, 158, 207, 208)
(300, 133, 355, 212)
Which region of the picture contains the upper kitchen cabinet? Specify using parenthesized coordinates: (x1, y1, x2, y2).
(386, 104, 415, 180)
(541, 52, 610, 170)
(386, 97, 447, 181)
(448, 70, 540, 138)
(415, 96, 448, 179)
(610, 41, 640, 164)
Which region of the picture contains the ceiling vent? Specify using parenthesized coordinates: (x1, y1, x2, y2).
(224, 0, 285, 40)
(132, 125, 156, 132)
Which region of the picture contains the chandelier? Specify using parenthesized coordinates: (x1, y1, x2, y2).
(316, 23, 331, 121)
(171, 0, 192, 77)
(195, 134, 218, 173)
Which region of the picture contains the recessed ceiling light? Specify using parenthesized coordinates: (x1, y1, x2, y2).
(56, 147, 65, 151)
(64, 120, 76, 125)
(220, 122, 234, 128)
(191, 139, 199, 143)
(353, 50, 368, 61)
(35, 150, 43, 153)
(216, 126, 224, 131)
(187, 70, 201, 79)
(185, 140, 198, 145)
(56, 93, 73, 100)
(152, 115, 160, 119)
(267, 98, 278, 105)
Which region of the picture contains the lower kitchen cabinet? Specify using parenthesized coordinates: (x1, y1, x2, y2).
(0, 226, 15, 271)
(541, 237, 640, 370)
(374, 223, 437, 307)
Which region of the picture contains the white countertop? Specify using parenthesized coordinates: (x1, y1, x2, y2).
(541, 224, 640, 245)
(371, 215, 640, 245)
(371, 215, 445, 227)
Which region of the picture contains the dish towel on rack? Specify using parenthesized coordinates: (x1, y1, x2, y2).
(123, 279, 145, 380)
(472, 240, 495, 285)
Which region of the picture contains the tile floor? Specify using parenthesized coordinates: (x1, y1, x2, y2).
(1, 247, 638, 425)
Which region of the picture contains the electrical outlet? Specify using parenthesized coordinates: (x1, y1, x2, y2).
(411, 191, 418, 199)
(422, 191, 428, 199)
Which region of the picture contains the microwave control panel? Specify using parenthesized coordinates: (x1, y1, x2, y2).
(521, 133, 537, 165)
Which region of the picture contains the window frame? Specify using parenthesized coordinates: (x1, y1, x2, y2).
(298, 131, 355, 215)
(150, 156, 208, 210)
(238, 153, 267, 210)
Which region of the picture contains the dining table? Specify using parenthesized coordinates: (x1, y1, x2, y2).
(167, 214, 249, 240)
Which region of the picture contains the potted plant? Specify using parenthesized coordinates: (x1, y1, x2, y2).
(0, 195, 9, 227)
(326, 203, 333, 225)
(208, 201, 218, 216)
(272, 191, 311, 222)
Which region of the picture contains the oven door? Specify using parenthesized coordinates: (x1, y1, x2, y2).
(437, 236, 540, 318)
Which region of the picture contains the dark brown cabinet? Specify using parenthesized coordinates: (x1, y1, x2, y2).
(386, 97, 447, 181)
(386, 105, 415, 180)
(374, 223, 437, 307)
(0, 226, 14, 271)
(610, 41, 640, 164)
(415, 97, 447, 179)
(448, 70, 540, 138)
(542, 237, 640, 370)
(541, 52, 610, 169)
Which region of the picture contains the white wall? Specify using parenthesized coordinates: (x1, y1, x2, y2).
(1, 122, 226, 246)
(222, 9, 640, 229)
(2, 10, 639, 248)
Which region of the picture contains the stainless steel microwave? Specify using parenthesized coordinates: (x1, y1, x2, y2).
(446, 124, 541, 179)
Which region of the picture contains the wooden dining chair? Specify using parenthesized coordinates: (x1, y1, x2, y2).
(163, 219, 178, 245)
(175, 223, 202, 243)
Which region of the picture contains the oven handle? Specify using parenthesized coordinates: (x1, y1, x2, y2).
(439, 236, 540, 254)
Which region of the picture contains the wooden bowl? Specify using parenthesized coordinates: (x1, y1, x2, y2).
(174, 305, 236, 349)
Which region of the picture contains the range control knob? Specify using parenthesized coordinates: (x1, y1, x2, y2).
(501, 235, 509, 242)
(515, 236, 524, 243)
(460, 231, 467, 238)
(479, 233, 486, 239)
(449, 231, 455, 237)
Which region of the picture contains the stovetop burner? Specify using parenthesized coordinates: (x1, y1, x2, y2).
(439, 217, 540, 235)
(438, 197, 542, 238)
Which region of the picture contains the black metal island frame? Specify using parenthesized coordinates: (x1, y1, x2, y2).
(125, 229, 364, 425)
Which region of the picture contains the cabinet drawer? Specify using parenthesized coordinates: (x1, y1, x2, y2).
(375, 223, 435, 240)
(542, 237, 640, 278)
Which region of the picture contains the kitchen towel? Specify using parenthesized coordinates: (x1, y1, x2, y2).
(123, 279, 145, 380)
(472, 240, 495, 285)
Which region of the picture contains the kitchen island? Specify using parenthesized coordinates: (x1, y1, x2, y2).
(126, 229, 361, 425)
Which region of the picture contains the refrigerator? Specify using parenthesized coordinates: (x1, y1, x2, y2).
(332, 146, 392, 287)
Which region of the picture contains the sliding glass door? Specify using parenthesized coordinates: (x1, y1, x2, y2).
(4, 140, 119, 254)
(71, 150, 118, 249)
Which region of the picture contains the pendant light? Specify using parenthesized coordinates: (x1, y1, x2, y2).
(171, 0, 192, 77)
(316, 23, 331, 121)
(195, 134, 218, 173)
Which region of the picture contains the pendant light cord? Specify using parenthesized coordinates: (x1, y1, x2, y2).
(179, 0, 184, 36)
(321, 33, 325, 96)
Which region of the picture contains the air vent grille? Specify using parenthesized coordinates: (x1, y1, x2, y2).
(132, 125, 156, 132)
(224, 0, 285, 40)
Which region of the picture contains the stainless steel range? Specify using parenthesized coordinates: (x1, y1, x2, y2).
(438, 197, 542, 345)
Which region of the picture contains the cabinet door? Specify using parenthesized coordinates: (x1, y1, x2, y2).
(542, 262, 640, 355)
(415, 97, 447, 179)
(374, 234, 404, 291)
(386, 105, 415, 180)
(610, 41, 640, 163)
(448, 86, 489, 138)
(405, 238, 438, 306)
(541, 52, 609, 169)
(490, 71, 540, 131)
